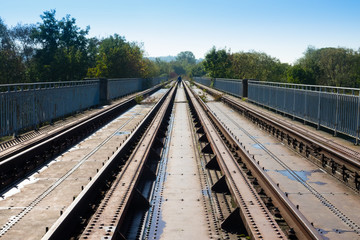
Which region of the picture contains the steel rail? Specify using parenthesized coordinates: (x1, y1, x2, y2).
(0, 83, 165, 192)
(184, 82, 288, 239)
(43, 83, 177, 240)
(195, 82, 360, 190)
(185, 82, 323, 239)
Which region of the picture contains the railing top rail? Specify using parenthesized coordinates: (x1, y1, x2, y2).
(108, 78, 142, 81)
(248, 80, 360, 94)
(0, 79, 99, 88)
(0, 80, 100, 93)
(215, 78, 244, 82)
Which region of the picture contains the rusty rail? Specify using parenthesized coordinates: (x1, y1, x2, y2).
(185, 82, 322, 239)
(0, 83, 165, 193)
(195, 81, 360, 191)
(184, 82, 290, 239)
(43, 83, 177, 240)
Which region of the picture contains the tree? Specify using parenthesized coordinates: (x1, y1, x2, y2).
(190, 61, 206, 77)
(87, 34, 149, 78)
(31, 10, 90, 81)
(11, 23, 36, 64)
(0, 18, 26, 84)
(286, 65, 315, 84)
(176, 51, 196, 65)
(154, 58, 171, 77)
(296, 46, 360, 87)
(203, 47, 231, 78)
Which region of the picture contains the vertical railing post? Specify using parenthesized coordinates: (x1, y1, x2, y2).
(292, 85, 296, 120)
(317, 87, 322, 130)
(334, 88, 339, 136)
(99, 78, 109, 105)
(356, 91, 360, 145)
(304, 86, 307, 124)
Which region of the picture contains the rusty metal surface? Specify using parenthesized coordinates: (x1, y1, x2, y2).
(184, 82, 288, 239)
(195, 82, 360, 191)
(155, 83, 209, 239)
(192, 82, 360, 239)
(73, 86, 176, 239)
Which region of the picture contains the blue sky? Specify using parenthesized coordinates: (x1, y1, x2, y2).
(1, 0, 360, 64)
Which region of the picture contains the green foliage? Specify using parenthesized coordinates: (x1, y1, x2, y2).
(176, 51, 196, 65)
(286, 65, 315, 84)
(204, 48, 289, 82)
(199, 91, 207, 102)
(295, 46, 360, 87)
(87, 34, 159, 79)
(229, 51, 289, 82)
(3, 11, 360, 88)
(0, 18, 26, 84)
(190, 61, 206, 77)
(150, 51, 199, 78)
(203, 47, 231, 78)
(31, 10, 90, 82)
(0, 10, 160, 84)
(134, 95, 144, 104)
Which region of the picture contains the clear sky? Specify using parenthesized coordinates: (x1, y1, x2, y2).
(1, 0, 360, 64)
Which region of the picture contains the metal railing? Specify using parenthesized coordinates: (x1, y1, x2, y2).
(194, 77, 212, 88)
(108, 78, 142, 100)
(0, 77, 167, 137)
(214, 78, 243, 97)
(193, 77, 360, 143)
(193, 77, 244, 97)
(248, 81, 360, 142)
(0, 80, 100, 137)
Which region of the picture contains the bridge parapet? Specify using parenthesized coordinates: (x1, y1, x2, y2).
(0, 77, 167, 138)
(194, 77, 360, 143)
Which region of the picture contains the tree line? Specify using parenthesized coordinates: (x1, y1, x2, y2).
(0, 10, 167, 84)
(201, 46, 360, 88)
(1, 10, 360, 88)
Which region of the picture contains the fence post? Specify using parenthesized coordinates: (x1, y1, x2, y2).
(304, 86, 307, 124)
(356, 91, 360, 145)
(317, 87, 322, 130)
(242, 79, 248, 98)
(334, 88, 339, 136)
(292, 86, 296, 120)
(99, 78, 109, 105)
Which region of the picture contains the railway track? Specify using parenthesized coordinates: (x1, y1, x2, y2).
(194, 82, 360, 191)
(0, 83, 165, 193)
(184, 82, 322, 239)
(191, 82, 360, 239)
(1, 79, 359, 239)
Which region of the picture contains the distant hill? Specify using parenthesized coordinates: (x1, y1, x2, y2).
(147, 56, 176, 62)
(147, 56, 204, 63)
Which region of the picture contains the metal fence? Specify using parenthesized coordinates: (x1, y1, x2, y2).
(214, 78, 243, 97)
(0, 80, 100, 137)
(194, 77, 360, 142)
(194, 77, 212, 88)
(194, 77, 244, 97)
(0, 77, 166, 137)
(108, 78, 142, 100)
(248, 81, 360, 142)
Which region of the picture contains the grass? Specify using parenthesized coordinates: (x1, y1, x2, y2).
(0, 135, 13, 143)
(199, 90, 208, 102)
(135, 95, 144, 104)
